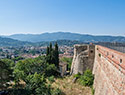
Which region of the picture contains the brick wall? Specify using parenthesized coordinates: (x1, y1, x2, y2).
(93, 45, 125, 95)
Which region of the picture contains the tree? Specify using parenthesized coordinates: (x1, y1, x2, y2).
(54, 42, 59, 68)
(13, 56, 59, 95)
(14, 57, 46, 82)
(0, 60, 13, 90)
(46, 46, 51, 64)
(46, 46, 50, 56)
(1, 58, 15, 68)
(49, 43, 52, 56)
(44, 64, 58, 77)
(46, 42, 59, 68)
(25, 73, 51, 95)
(46, 43, 53, 64)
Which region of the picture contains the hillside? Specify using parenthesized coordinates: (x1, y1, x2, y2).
(8, 32, 125, 42)
(0, 37, 84, 47)
(0, 36, 124, 47)
(0, 37, 31, 47)
(37, 40, 84, 46)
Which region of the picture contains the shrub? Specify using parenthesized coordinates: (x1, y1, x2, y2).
(25, 73, 49, 95)
(0, 60, 14, 90)
(44, 64, 59, 77)
(8, 88, 31, 95)
(91, 86, 95, 95)
(74, 72, 81, 78)
(52, 88, 62, 95)
(80, 69, 94, 87)
(48, 76, 55, 83)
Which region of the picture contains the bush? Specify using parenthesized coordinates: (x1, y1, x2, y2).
(8, 88, 31, 95)
(91, 86, 95, 95)
(44, 64, 59, 77)
(48, 76, 55, 83)
(0, 60, 14, 90)
(52, 88, 62, 95)
(80, 69, 94, 87)
(74, 72, 81, 78)
(25, 73, 51, 95)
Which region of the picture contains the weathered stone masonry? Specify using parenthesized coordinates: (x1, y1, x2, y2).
(71, 44, 125, 95)
(71, 44, 95, 74)
(93, 45, 125, 95)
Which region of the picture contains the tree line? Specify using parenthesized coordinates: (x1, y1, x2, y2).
(0, 43, 61, 95)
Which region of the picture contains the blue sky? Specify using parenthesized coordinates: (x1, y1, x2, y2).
(0, 0, 125, 36)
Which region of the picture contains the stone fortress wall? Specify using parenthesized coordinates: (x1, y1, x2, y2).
(71, 44, 125, 95)
(70, 44, 95, 74)
(93, 45, 125, 95)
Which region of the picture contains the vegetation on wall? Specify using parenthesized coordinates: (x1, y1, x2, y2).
(99, 53, 101, 57)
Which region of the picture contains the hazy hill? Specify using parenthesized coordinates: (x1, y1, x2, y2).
(0, 36, 124, 48)
(37, 40, 84, 46)
(0, 36, 84, 47)
(8, 32, 125, 42)
(0, 37, 32, 47)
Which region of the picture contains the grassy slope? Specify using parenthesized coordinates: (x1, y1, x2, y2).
(51, 76, 91, 95)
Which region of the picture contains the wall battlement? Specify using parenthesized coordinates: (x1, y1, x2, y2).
(96, 45, 125, 74)
(93, 45, 125, 95)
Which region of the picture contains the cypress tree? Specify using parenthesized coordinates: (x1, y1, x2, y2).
(49, 43, 53, 64)
(49, 43, 52, 55)
(46, 46, 49, 56)
(46, 42, 59, 68)
(54, 42, 59, 68)
(51, 50, 55, 64)
(46, 46, 51, 64)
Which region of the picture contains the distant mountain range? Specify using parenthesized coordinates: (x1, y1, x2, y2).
(0, 32, 124, 47)
(7, 32, 125, 42)
(0, 37, 32, 47)
(0, 36, 84, 47)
